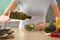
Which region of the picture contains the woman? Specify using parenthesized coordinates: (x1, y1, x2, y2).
(0, 0, 60, 30)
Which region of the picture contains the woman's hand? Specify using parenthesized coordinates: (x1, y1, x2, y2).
(34, 22, 48, 31)
(0, 15, 11, 22)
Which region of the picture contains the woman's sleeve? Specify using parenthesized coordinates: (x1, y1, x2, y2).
(50, 0, 57, 7)
(13, 0, 20, 4)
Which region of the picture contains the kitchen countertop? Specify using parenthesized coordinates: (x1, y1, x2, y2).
(1, 28, 60, 40)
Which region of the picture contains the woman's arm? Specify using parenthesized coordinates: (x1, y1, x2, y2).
(51, 4, 60, 17)
(3, 0, 18, 16)
(0, 0, 19, 22)
(34, 4, 60, 30)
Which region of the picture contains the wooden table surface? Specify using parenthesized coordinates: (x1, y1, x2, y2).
(0, 28, 60, 40)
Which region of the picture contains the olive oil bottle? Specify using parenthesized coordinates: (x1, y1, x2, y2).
(9, 11, 32, 20)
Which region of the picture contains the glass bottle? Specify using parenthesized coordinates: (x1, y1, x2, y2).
(9, 11, 32, 20)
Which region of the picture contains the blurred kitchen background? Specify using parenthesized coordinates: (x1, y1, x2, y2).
(0, 0, 60, 28)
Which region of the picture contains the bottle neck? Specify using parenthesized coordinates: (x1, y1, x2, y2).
(26, 15, 32, 19)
